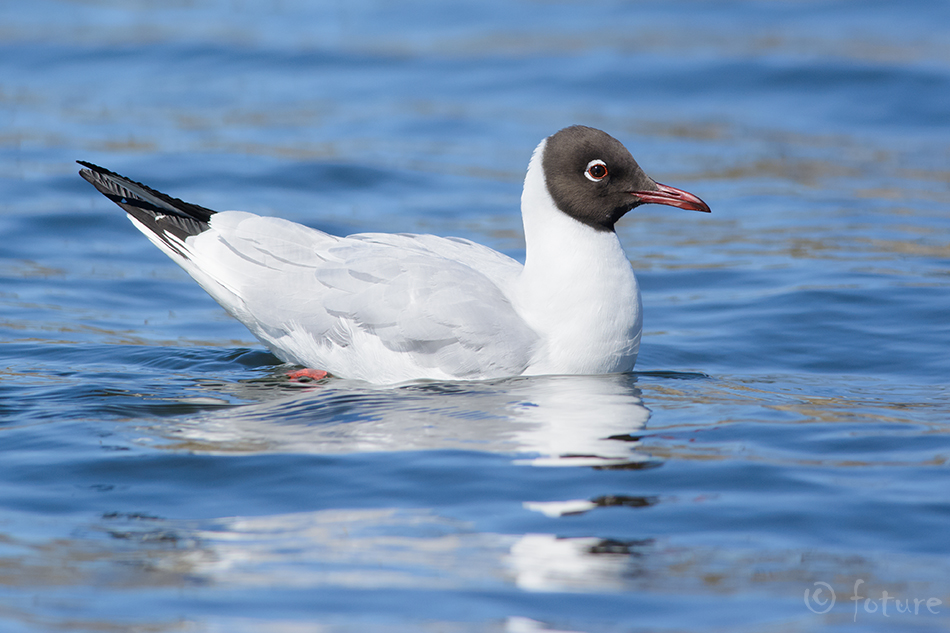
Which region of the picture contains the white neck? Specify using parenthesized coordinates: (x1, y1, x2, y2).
(514, 139, 643, 375)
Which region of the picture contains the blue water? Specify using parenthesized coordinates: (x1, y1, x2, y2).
(3, 1, 950, 631)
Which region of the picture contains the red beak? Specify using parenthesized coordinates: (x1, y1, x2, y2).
(632, 182, 711, 213)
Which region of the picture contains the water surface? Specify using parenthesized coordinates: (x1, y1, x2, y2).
(2, 1, 950, 631)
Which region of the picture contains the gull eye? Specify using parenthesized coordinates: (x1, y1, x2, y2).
(585, 159, 608, 182)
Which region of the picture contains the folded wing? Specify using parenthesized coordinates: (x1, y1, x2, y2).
(183, 215, 537, 382)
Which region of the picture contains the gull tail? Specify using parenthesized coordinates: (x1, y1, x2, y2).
(77, 160, 251, 324)
(77, 161, 217, 256)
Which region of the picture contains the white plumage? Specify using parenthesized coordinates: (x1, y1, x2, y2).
(80, 126, 709, 383)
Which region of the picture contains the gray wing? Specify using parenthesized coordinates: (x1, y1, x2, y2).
(182, 213, 538, 381)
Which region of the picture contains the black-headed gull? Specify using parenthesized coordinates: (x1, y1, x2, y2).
(79, 126, 709, 383)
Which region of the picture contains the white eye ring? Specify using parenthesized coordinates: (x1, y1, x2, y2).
(585, 159, 608, 182)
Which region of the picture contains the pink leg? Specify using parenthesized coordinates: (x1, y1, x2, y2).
(286, 368, 330, 382)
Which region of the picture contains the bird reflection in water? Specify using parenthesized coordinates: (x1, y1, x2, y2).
(162, 372, 655, 469)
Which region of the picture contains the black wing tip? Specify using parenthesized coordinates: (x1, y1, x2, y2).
(76, 159, 218, 225)
(77, 160, 105, 185)
(77, 160, 118, 181)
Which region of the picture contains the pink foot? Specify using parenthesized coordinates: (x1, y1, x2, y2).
(286, 368, 329, 382)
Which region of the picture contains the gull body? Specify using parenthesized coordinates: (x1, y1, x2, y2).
(79, 126, 709, 383)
